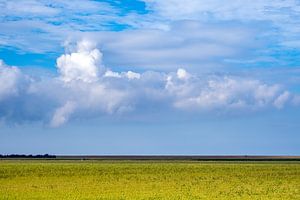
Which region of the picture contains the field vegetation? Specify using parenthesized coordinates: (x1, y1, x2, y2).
(0, 160, 299, 199)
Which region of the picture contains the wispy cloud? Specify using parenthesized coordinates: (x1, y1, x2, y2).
(85, 21, 260, 71)
(1, 0, 299, 68)
(0, 0, 133, 52)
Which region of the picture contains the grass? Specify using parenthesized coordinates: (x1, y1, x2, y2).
(0, 160, 299, 199)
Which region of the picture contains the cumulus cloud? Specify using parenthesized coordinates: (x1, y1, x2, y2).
(0, 60, 23, 101)
(57, 40, 102, 82)
(126, 71, 141, 80)
(177, 68, 190, 80)
(0, 40, 297, 127)
(169, 76, 290, 111)
(104, 70, 141, 80)
(104, 70, 122, 78)
(50, 40, 134, 125)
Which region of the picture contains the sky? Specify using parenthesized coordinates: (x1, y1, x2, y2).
(0, 0, 300, 155)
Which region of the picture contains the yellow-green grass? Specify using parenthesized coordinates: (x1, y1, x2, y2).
(0, 160, 299, 199)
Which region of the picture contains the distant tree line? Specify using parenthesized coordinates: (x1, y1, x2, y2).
(0, 154, 56, 158)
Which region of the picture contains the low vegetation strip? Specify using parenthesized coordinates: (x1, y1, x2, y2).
(0, 160, 299, 199)
(0, 154, 56, 159)
(55, 155, 300, 161)
(2, 155, 300, 161)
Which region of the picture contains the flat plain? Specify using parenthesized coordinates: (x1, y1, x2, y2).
(0, 160, 299, 199)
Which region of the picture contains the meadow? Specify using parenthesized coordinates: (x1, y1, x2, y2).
(0, 160, 299, 199)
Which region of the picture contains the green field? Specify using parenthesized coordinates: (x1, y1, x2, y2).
(0, 160, 299, 199)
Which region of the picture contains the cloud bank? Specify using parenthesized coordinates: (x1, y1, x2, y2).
(0, 40, 296, 127)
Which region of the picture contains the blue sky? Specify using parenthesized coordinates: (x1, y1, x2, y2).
(0, 0, 300, 155)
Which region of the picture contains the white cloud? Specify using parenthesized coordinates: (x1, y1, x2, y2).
(143, 0, 300, 51)
(143, 0, 300, 26)
(65, 81, 131, 115)
(273, 91, 290, 109)
(0, 0, 120, 52)
(0, 40, 297, 126)
(104, 70, 122, 78)
(104, 70, 141, 80)
(89, 21, 257, 70)
(50, 101, 76, 127)
(0, 60, 22, 101)
(177, 68, 190, 80)
(56, 40, 103, 82)
(0, 1, 299, 127)
(3, 0, 59, 16)
(126, 71, 141, 80)
(167, 74, 291, 112)
(0, 0, 299, 72)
